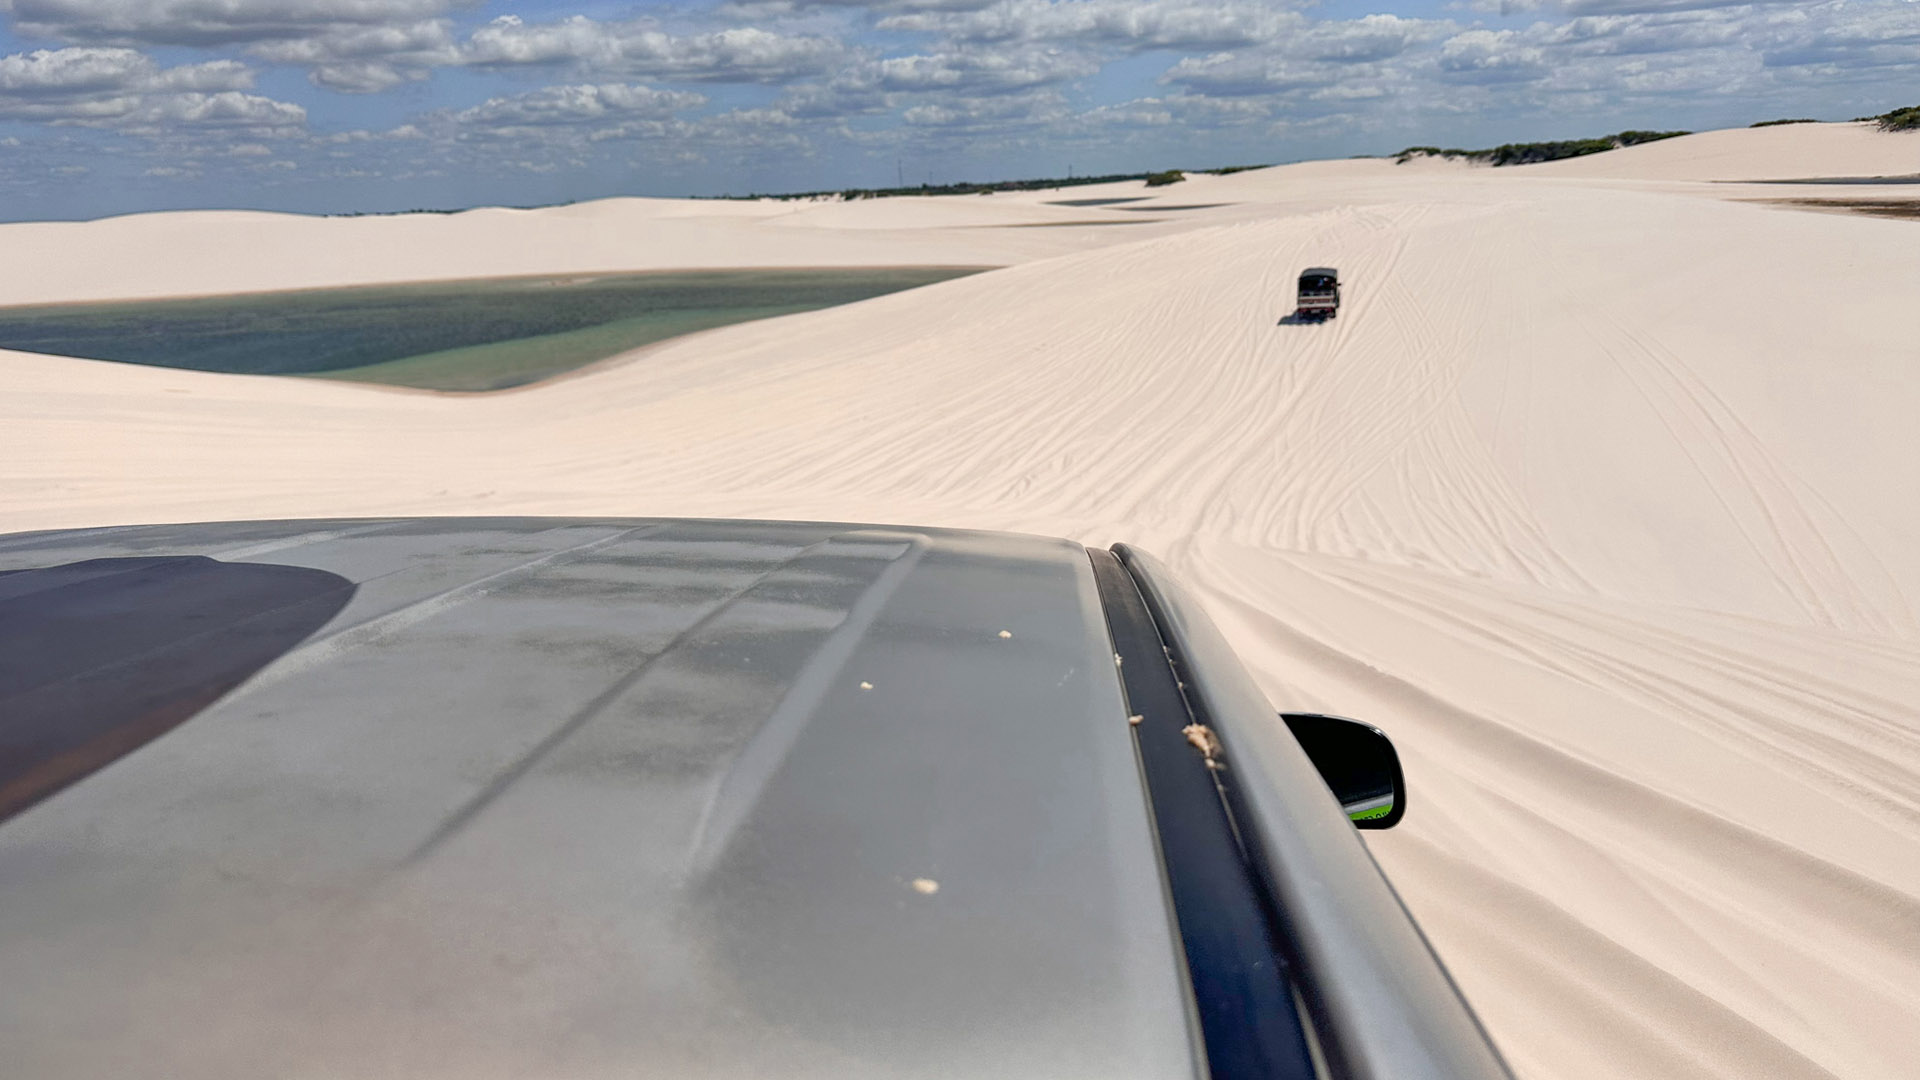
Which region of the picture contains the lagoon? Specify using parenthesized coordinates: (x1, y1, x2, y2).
(0, 267, 984, 391)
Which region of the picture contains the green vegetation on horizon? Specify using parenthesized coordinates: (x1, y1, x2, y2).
(1756, 107, 1919, 131)
(1394, 129, 1691, 167)
(1872, 106, 1920, 132)
(1778, 199, 1920, 221)
(703, 164, 1261, 202)
(269, 111, 1920, 220)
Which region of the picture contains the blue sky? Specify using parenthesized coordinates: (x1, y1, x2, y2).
(1, 0, 1916, 219)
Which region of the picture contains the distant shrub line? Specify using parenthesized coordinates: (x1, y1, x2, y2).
(1754, 108, 1920, 131)
(696, 164, 1270, 202)
(778, 173, 1158, 201)
(1869, 106, 1920, 132)
(313, 107, 1920, 219)
(1394, 129, 1690, 167)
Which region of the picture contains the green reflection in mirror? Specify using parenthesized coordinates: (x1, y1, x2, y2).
(1281, 713, 1406, 830)
(1345, 796, 1397, 824)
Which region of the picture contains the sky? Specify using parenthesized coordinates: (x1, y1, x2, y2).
(0, 0, 1916, 219)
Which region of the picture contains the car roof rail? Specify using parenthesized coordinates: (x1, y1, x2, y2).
(1113, 544, 1514, 1080)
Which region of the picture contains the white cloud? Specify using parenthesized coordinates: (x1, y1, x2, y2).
(1161, 51, 1324, 95)
(684, 106, 809, 149)
(247, 19, 456, 91)
(900, 88, 1064, 127)
(460, 14, 623, 66)
(1558, 0, 1797, 13)
(115, 90, 306, 131)
(0, 46, 302, 130)
(1082, 95, 1175, 126)
(2, 0, 468, 46)
(0, 46, 249, 93)
(862, 46, 1094, 92)
(1155, 14, 1447, 97)
(1757, 0, 1920, 70)
(453, 83, 707, 128)
(3, 0, 473, 93)
(1292, 14, 1446, 63)
(1437, 29, 1549, 82)
(876, 0, 1304, 50)
(1538, 11, 1746, 56)
(459, 15, 849, 83)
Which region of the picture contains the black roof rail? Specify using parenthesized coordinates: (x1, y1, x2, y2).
(1088, 548, 1316, 1078)
(1113, 543, 1514, 1080)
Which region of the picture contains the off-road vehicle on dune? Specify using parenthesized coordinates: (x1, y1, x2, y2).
(0, 517, 1507, 1080)
(1296, 268, 1341, 321)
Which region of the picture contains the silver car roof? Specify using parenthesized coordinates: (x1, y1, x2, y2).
(0, 518, 1201, 1080)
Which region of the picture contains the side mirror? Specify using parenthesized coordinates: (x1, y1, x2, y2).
(1280, 713, 1405, 829)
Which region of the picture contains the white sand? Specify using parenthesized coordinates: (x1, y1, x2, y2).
(1530, 120, 1920, 180)
(4, 122, 1919, 1079)
(0, 192, 1172, 305)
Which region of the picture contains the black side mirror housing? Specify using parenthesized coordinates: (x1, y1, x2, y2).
(1280, 713, 1405, 829)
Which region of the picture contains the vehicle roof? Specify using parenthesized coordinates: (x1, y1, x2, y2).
(0, 517, 1199, 1080)
(1300, 267, 1338, 279)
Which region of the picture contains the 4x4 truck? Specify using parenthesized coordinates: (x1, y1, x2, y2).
(1296, 268, 1341, 321)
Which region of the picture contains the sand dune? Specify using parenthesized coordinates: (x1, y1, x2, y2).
(1527, 120, 1920, 181)
(0, 193, 1157, 306)
(4, 124, 1918, 1079)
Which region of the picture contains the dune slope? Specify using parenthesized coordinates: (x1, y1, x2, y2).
(1525, 120, 1920, 180)
(3, 128, 1918, 1080)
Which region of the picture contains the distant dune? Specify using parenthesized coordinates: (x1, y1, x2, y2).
(1525, 119, 1919, 180)
(0, 195, 1121, 306)
(4, 124, 1919, 1080)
